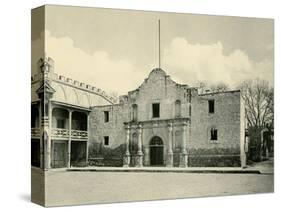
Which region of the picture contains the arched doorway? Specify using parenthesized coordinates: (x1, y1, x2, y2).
(150, 136, 164, 166)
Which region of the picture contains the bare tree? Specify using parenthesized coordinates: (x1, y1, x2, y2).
(238, 78, 274, 128)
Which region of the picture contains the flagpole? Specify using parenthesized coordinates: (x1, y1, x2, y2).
(158, 19, 161, 69)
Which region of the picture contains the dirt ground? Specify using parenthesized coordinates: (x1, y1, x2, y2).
(40, 170, 273, 207)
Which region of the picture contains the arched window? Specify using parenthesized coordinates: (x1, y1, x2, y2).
(175, 100, 181, 117)
(132, 104, 138, 121)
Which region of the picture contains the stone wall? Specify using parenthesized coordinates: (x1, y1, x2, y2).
(89, 104, 129, 149)
(127, 68, 191, 121)
(188, 91, 244, 166)
(89, 68, 246, 167)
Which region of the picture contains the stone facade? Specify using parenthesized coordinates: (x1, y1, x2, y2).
(188, 91, 246, 167)
(90, 68, 247, 167)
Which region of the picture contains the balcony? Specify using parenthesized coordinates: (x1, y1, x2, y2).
(31, 128, 40, 138)
(51, 128, 88, 140)
(52, 128, 69, 138)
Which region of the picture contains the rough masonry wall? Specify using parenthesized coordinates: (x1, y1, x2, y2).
(88, 68, 245, 167)
(88, 69, 192, 166)
(88, 104, 129, 166)
(89, 104, 129, 148)
(128, 69, 190, 121)
(189, 91, 242, 166)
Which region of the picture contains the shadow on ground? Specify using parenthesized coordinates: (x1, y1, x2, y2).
(19, 193, 31, 202)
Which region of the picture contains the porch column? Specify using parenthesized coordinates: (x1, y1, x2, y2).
(67, 110, 72, 168)
(166, 122, 174, 167)
(123, 126, 131, 167)
(179, 121, 188, 167)
(135, 124, 143, 167)
(45, 100, 52, 169)
(38, 102, 43, 169)
(86, 113, 89, 166)
(41, 97, 48, 170)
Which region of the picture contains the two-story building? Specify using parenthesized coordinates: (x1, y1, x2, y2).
(31, 56, 116, 169)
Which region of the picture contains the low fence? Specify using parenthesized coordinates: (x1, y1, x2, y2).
(88, 157, 123, 167)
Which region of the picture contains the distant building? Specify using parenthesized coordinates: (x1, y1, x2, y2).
(91, 68, 247, 167)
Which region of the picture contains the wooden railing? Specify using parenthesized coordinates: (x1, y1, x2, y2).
(71, 129, 88, 139)
(52, 128, 69, 138)
(31, 127, 88, 139)
(51, 128, 88, 139)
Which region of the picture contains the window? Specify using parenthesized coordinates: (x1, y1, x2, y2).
(104, 136, 109, 146)
(175, 100, 181, 117)
(210, 128, 218, 141)
(152, 103, 160, 118)
(104, 111, 109, 122)
(57, 119, 65, 129)
(132, 104, 138, 121)
(208, 100, 215, 113)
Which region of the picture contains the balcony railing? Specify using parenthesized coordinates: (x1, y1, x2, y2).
(71, 129, 88, 139)
(52, 128, 69, 138)
(31, 128, 40, 138)
(51, 128, 88, 139)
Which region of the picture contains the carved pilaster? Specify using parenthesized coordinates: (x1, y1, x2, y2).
(144, 147, 150, 166)
(179, 121, 188, 167)
(166, 122, 174, 167)
(135, 124, 143, 167)
(123, 126, 131, 167)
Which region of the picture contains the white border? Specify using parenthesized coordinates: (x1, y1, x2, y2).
(0, 0, 279, 211)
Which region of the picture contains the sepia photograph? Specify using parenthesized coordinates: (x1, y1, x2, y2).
(31, 5, 274, 207)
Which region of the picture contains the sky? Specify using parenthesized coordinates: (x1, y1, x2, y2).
(32, 5, 274, 95)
